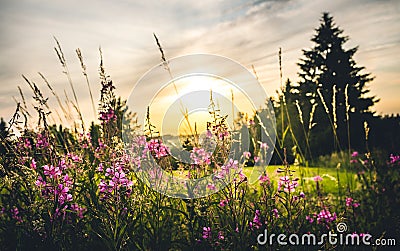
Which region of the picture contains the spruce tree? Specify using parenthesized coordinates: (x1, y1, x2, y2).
(288, 12, 376, 156)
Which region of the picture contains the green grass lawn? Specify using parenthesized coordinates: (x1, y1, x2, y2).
(172, 165, 358, 195)
(243, 165, 358, 195)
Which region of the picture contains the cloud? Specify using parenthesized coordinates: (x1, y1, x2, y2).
(0, 0, 399, 126)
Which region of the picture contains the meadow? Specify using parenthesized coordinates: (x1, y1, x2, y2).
(0, 37, 399, 251)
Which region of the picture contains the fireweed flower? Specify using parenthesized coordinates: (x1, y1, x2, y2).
(55, 184, 72, 205)
(259, 142, 268, 150)
(390, 154, 400, 164)
(70, 204, 86, 219)
(36, 133, 49, 148)
(219, 199, 228, 207)
(345, 197, 353, 207)
(43, 165, 61, 178)
(243, 151, 251, 159)
(351, 151, 359, 157)
(218, 231, 225, 240)
(206, 129, 213, 139)
(317, 209, 337, 224)
(99, 107, 117, 123)
(67, 153, 82, 163)
(11, 207, 23, 223)
(278, 176, 298, 192)
(190, 147, 211, 165)
(215, 159, 239, 179)
(306, 215, 314, 223)
(202, 227, 212, 239)
(272, 208, 279, 218)
(146, 139, 169, 159)
(35, 176, 46, 187)
(249, 210, 262, 229)
(218, 131, 230, 140)
(259, 174, 270, 185)
(313, 175, 323, 182)
(97, 163, 104, 172)
(206, 183, 216, 190)
(30, 158, 37, 170)
(346, 197, 360, 208)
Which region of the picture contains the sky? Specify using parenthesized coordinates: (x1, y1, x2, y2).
(0, 0, 399, 132)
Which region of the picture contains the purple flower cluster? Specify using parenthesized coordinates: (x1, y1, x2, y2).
(11, 207, 23, 223)
(36, 133, 49, 148)
(278, 176, 299, 192)
(259, 174, 270, 185)
(316, 209, 337, 224)
(215, 159, 242, 180)
(249, 209, 262, 229)
(70, 203, 86, 219)
(389, 154, 400, 165)
(350, 151, 358, 163)
(346, 197, 360, 208)
(202, 226, 212, 239)
(98, 162, 133, 196)
(99, 107, 116, 123)
(35, 160, 76, 219)
(145, 139, 169, 159)
(190, 147, 211, 165)
(219, 199, 228, 207)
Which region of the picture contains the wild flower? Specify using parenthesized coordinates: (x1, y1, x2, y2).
(36, 133, 49, 148)
(67, 153, 82, 163)
(190, 147, 211, 165)
(218, 231, 224, 240)
(259, 174, 270, 184)
(259, 142, 268, 150)
(278, 176, 298, 192)
(70, 204, 86, 219)
(345, 197, 353, 207)
(299, 192, 305, 198)
(215, 159, 239, 179)
(43, 165, 61, 178)
(11, 207, 23, 223)
(99, 107, 116, 123)
(207, 183, 216, 190)
(352, 151, 359, 157)
(390, 154, 400, 164)
(249, 209, 262, 229)
(97, 163, 104, 172)
(202, 227, 212, 239)
(35, 176, 46, 187)
(30, 158, 37, 170)
(346, 197, 360, 208)
(243, 151, 251, 159)
(272, 208, 279, 218)
(306, 215, 314, 223)
(316, 209, 337, 224)
(146, 139, 169, 159)
(219, 199, 228, 207)
(55, 184, 72, 205)
(313, 175, 323, 182)
(206, 129, 213, 139)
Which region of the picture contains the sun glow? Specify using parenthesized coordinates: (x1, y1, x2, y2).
(148, 75, 256, 136)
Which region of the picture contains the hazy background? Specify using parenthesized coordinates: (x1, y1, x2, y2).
(1, 0, 399, 128)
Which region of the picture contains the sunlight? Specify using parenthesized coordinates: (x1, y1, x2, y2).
(149, 75, 256, 136)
